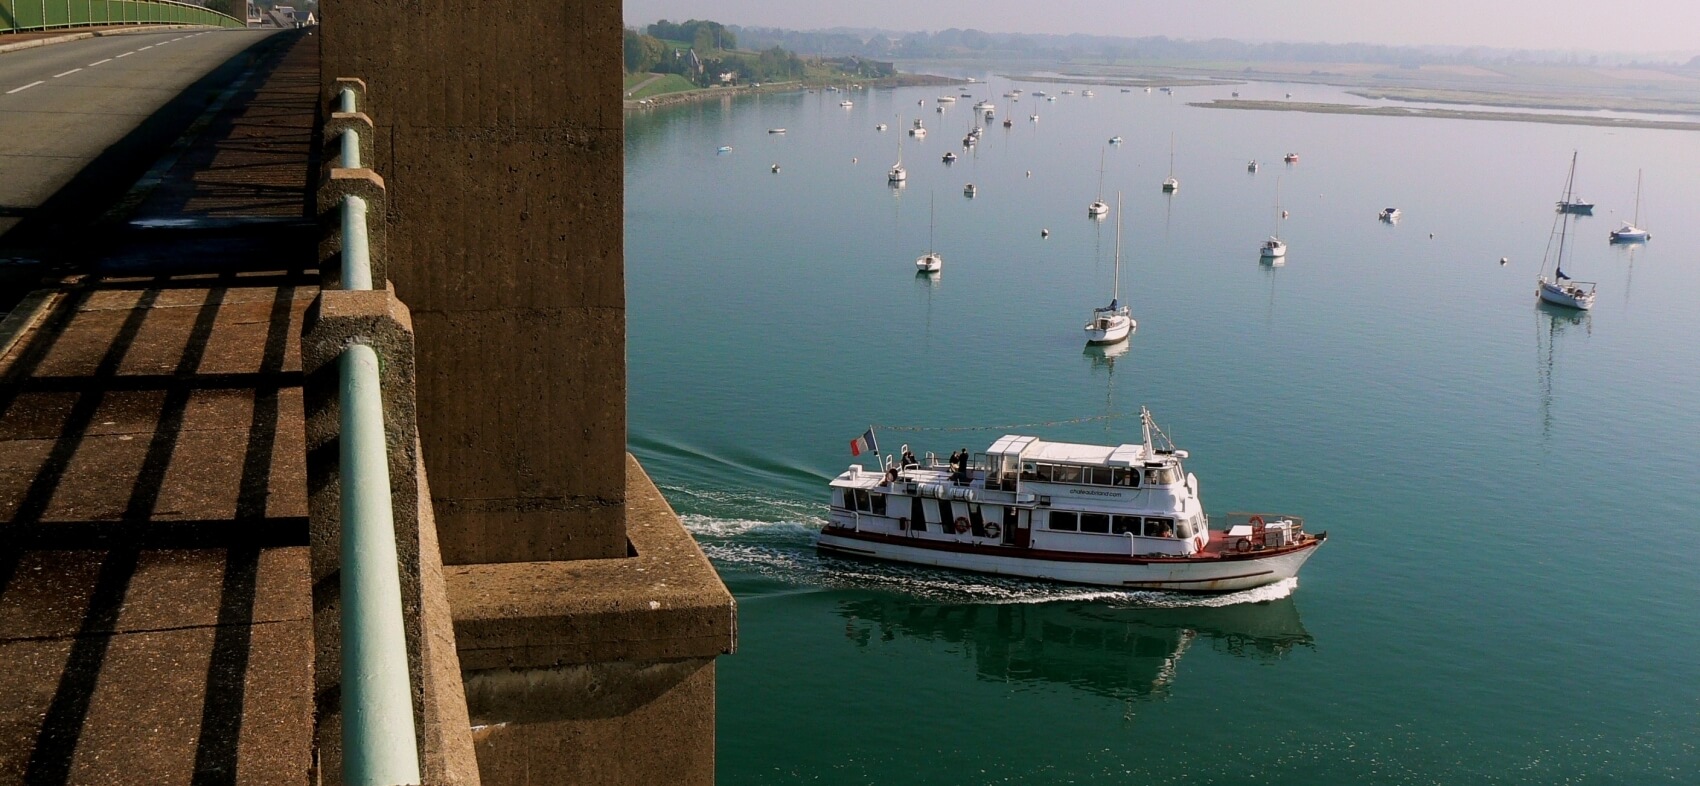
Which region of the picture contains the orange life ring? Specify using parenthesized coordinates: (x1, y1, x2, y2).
(953, 517, 970, 534)
(1248, 515, 1265, 528)
(984, 521, 1002, 539)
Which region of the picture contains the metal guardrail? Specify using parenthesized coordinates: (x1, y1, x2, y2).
(327, 85, 422, 786)
(0, 0, 246, 33)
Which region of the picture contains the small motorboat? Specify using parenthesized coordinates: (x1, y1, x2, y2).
(768, 128, 786, 134)
(876, 123, 888, 131)
(943, 151, 957, 163)
(1247, 160, 1259, 172)
(716, 146, 732, 153)
(1082, 90, 1095, 97)
(1029, 114, 1039, 122)
(1284, 153, 1299, 163)
(1379, 207, 1401, 222)
(964, 183, 977, 198)
(1003, 118, 1013, 128)
(840, 100, 854, 108)
(771, 164, 780, 173)
(1109, 136, 1123, 145)
(938, 96, 957, 103)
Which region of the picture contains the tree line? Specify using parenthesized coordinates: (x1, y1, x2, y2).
(628, 19, 882, 86)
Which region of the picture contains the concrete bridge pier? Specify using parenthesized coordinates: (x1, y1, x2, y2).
(320, 1, 736, 783)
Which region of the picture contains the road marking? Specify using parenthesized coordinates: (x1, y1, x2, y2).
(89, 58, 112, 66)
(6, 81, 45, 95)
(139, 45, 154, 50)
(53, 68, 83, 78)
(116, 52, 134, 58)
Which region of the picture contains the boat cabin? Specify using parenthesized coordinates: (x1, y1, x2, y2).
(829, 433, 1208, 558)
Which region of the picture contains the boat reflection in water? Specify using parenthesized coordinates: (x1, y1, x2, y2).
(836, 595, 1312, 701)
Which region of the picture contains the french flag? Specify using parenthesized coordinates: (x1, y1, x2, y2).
(849, 427, 879, 457)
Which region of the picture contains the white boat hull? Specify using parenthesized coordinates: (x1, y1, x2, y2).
(1537, 277, 1594, 310)
(916, 253, 943, 273)
(1609, 227, 1649, 242)
(1260, 243, 1286, 258)
(817, 527, 1324, 592)
(1084, 314, 1134, 345)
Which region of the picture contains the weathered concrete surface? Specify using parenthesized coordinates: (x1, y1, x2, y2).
(321, 0, 628, 564)
(0, 272, 318, 785)
(447, 455, 734, 785)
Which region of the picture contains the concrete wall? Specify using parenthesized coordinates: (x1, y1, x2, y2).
(321, 0, 626, 564)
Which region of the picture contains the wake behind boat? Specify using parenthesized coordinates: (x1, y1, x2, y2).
(822, 410, 1326, 592)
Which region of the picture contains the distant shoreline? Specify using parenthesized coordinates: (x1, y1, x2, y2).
(1190, 99, 1700, 132)
(624, 73, 960, 111)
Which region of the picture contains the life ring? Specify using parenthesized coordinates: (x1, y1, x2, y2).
(1234, 537, 1252, 552)
(953, 517, 970, 534)
(1248, 515, 1265, 528)
(984, 521, 1002, 539)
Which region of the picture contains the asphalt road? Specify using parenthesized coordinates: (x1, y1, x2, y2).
(0, 28, 279, 242)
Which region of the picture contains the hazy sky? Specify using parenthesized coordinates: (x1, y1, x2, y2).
(622, 1, 1700, 55)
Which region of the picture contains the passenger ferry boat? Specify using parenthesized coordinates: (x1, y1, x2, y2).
(822, 410, 1326, 592)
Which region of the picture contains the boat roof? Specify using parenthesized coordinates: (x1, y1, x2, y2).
(986, 435, 1151, 467)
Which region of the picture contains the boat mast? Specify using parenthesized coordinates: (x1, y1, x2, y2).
(928, 193, 935, 255)
(1140, 406, 1153, 454)
(1096, 147, 1106, 203)
(1633, 169, 1642, 226)
(1112, 192, 1123, 303)
(1555, 152, 1576, 273)
(1167, 133, 1175, 179)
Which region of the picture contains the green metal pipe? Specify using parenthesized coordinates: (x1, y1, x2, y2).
(338, 344, 422, 786)
(341, 127, 361, 169)
(341, 195, 372, 290)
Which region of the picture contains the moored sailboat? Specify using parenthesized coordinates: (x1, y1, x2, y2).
(1608, 169, 1650, 243)
(1538, 152, 1596, 310)
(1260, 177, 1287, 260)
(1084, 194, 1135, 345)
(1088, 148, 1110, 218)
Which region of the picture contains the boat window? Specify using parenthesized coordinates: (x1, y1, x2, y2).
(1049, 511, 1078, 531)
(1114, 469, 1139, 488)
(1175, 517, 1194, 540)
(853, 489, 872, 512)
(1052, 465, 1082, 484)
(1089, 467, 1115, 486)
(1021, 462, 1040, 481)
(1080, 513, 1110, 534)
(835, 490, 847, 509)
(1143, 517, 1174, 538)
(1112, 515, 1140, 535)
(870, 493, 886, 516)
(1143, 465, 1180, 486)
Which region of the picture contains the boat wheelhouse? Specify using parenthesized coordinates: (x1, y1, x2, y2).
(821, 410, 1326, 592)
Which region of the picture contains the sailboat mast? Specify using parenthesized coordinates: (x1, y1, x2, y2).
(1097, 148, 1106, 201)
(928, 194, 935, 254)
(1633, 169, 1642, 225)
(1112, 192, 1123, 301)
(1168, 133, 1175, 178)
(1555, 152, 1576, 269)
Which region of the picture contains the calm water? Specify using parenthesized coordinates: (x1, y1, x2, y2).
(625, 75, 1700, 784)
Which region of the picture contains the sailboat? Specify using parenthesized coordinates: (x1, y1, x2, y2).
(1537, 152, 1596, 310)
(1088, 148, 1109, 218)
(888, 135, 907, 184)
(1260, 177, 1287, 260)
(916, 195, 942, 273)
(1084, 194, 1135, 345)
(1161, 133, 1179, 192)
(1608, 170, 1650, 243)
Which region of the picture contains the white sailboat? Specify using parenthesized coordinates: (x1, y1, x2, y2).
(916, 195, 943, 273)
(1538, 152, 1596, 310)
(1088, 148, 1109, 218)
(888, 136, 906, 184)
(1608, 169, 1650, 243)
(1260, 178, 1287, 260)
(1161, 133, 1179, 192)
(1084, 194, 1135, 345)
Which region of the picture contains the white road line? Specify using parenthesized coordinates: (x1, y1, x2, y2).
(139, 45, 154, 50)
(89, 58, 112, 66)
(53, 68, 83, 78)
(6, 81, 45, 95)
(116, 52, 134, 58)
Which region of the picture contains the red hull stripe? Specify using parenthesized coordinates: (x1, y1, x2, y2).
(819, 525, 1324, 565)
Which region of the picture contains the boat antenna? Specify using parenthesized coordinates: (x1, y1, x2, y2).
(1141, 406, 1153, 454)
